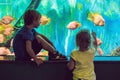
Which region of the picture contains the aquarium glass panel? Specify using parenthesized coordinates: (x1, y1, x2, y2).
(0, 0, 120, 61)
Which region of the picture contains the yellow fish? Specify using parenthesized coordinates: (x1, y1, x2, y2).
(3, 26, 14, 36)
(0, 16, 15, 25)
(40, 15, 50, 25)
(88, 12, 105, 26)
(67, 21, 82, 30)
(0, 26, 4, 33)
(0, 24, 14, 36)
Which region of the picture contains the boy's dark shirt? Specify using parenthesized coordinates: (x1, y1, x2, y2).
(13, 26, 42, 61)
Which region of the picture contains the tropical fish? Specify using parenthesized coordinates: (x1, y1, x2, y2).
(67, 21, 82, 30)
(0, 16, 14, 36)
(0, 26, 4, 33)
(0, 34, 4, 43)
(3, 26, 14, 36)
(40, 15, 50, 25)
(88, 12, 105, 26)
(0, 16, 15, 25)
(0, 24, 14, 36)
(0, 47, 12, 55)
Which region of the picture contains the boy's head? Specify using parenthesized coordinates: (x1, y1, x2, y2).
(24, 10, 41, 28)
(76, 29, 91, 51)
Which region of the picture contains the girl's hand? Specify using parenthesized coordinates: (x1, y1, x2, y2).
(35, 58, 43, 66)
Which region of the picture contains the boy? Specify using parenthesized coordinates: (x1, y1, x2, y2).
(13, 10, 66, 65)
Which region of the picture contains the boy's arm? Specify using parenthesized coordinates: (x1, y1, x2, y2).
(26, 40, 43, 65)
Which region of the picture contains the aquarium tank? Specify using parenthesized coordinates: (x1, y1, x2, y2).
(0, 0, 120, 61)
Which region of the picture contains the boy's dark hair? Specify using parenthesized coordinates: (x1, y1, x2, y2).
(76, 29, 91, 51)
(24, 10, 41, 25)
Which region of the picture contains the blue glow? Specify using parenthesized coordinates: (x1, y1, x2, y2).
(0, 0, 120, 61)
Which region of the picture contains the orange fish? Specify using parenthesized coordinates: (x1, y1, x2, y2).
(3, 26, 14, 36)
(0, 24, 14, 36)
(67, 21, 82, 30)
(88, 12, 105, 26)
(0, 47, 12, 55)
(40, 15, 50, 25)
(0, 34, 4, 43)
(0, 16, 15, 25)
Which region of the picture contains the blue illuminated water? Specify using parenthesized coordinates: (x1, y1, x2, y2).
(0, 0, 120, 59)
